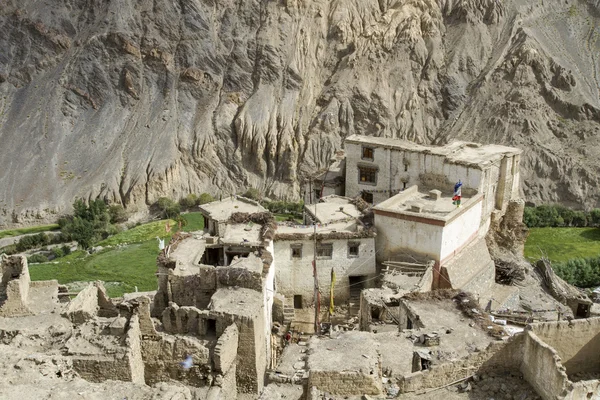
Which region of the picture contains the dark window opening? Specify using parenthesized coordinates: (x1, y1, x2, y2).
(407, 318, 413, 330)
(293, 295, 303, 309)
(371, 307, 381, 319)
(362, 147, 374, 160)
(359, 167, 377, 184)
(403, 182, 407, 190)
(421, 358, 431, 370)
(201, 247, 222, 266)
(404, 163, 408, 172)
(314, 189, 321, 200)
(361, 191, 373, 204)
(349, 275, 367, 290)
(316, 243, 333, 259)
(206, 319, 217, 337)
(291, 244, 302, 259)
(348, 242, 359, 257)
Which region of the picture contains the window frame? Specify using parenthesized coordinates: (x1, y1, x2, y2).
(358, 166, 378, 185)
(361, 146, 374, 161)
(290, 244, 303, 259)
(348, 242, 360, 258)
(316, 243, 333, 259)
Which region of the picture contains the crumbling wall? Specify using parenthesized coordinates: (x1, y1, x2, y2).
(62, 283, 98, 323)
(214, 323, 239, 374)
(0, 255, 32, 317)
(399, 336, 524, 393)
(216, 265, 262, 291)
(167, 267, 217, 311)
(308, 370, 382, 396)
(235, 313, 266, 394)
(529, 318, 600, 377)
(126, 315, 145, 384)
(141, 334, 212, 387)
(520, 329, 570, 400)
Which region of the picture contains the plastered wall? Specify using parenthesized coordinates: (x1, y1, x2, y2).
(274, 237, 376, 304)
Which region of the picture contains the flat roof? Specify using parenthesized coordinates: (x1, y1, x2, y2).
(275, 220, 360, 235)
(305, 195, 362, 224)
(345, 134, 521, 168)
(198, 196, 267, 222)
(209, 287, 263, 318)
(373, 185, 483, 225)
(221, 223, 262, 246)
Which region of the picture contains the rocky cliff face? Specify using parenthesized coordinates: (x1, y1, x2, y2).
(1, 0, 599, 225)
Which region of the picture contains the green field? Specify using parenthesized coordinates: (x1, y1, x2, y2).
(524, 227, 600, 263)
(0, 224, 59, 239)
(28, 213, 204, 297)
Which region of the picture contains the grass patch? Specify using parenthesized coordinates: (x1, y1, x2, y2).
(29, 241, 161, 298)
(28, 215, 204, 298)
(0, 224, 59, 239)
(98, 220, 175, 246)
(274, 213, 303, 223)
(181, 212, 205, 232)
(524, 227, 600, 263)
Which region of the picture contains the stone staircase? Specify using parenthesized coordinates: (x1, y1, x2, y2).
(348, 286, 362, 317)
(283, 298, 296, 325)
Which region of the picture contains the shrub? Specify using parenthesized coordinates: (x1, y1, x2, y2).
(553, 255, 600, 288)
(157, 197, 180, 219)
(197, 193, 215, 205)
(180, 194, 199, 209)
(242, 188, 261, 201)
(109, 204, 128, 223)
(523, 205, 600, 228)
(27, 254, 49, 263)
(0, 244, 17, 255)
(61, 245, 71, 256)
(52, 247, 64, 258)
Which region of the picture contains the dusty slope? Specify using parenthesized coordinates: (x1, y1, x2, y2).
(0, 0, 599, 225)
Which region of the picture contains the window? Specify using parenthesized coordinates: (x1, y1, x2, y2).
(294, 295, 303, 309)
(291, 244, 302, 259)
(362, 146, 374, 160)
(348, 242, 359, 257)
(316, 243, 333, 259)
(358, 167, 377, 184)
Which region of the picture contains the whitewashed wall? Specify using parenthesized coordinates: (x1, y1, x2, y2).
(373, 212, 444, 263)
(345, 142, 485, 205)
(273, 237, 376, 304)
(440, 200, 483, 263)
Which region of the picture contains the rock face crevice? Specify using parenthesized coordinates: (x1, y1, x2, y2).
(1, 0, 600, 225)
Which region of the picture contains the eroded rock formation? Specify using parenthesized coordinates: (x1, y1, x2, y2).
(1, 0, 599, 225)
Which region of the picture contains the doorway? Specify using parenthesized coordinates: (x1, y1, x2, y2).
(293, 295, 303, 309)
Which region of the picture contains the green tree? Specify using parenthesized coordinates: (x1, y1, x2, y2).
(180, 194, 199, 209)
(243, 188, 261, 201)
(109, 204, 128, 223)
(157, 197, 180, 219)
(197, 193, 215, 205)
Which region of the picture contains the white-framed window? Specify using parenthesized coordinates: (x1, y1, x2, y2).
(348, 242, 359, 257)
(316, 243, 333, 259)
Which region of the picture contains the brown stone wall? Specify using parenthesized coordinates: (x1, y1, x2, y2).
(520, 330, 569, 400)
(529, 318, 600, 377)
(399, 337, 523, 393)
(0, 255, 32, 317)
(126, 315, 145, 384)
(214, 323, 239, 373)
(308, 370, 382, 396)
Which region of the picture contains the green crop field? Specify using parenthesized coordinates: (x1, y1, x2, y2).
(524, 227, 600, 263)
(28, 213, 204, 297)
(0, 224, 59, 239)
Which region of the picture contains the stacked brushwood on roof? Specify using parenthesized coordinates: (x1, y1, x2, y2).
(495, 258, 525, 285)
(273, 227, 376, 241)
(229, 212, 276, 241)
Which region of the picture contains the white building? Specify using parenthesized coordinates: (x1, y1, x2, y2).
(344, 134, 521, 218)
(273, 196, 377, 307)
